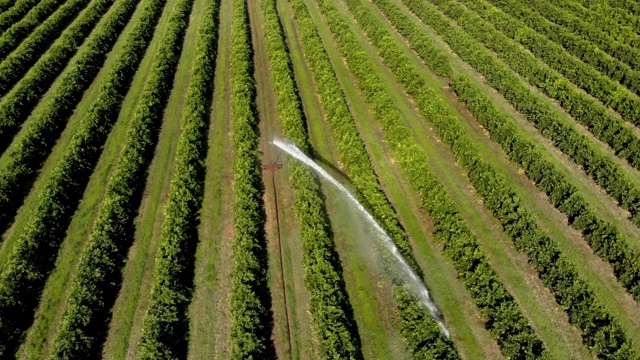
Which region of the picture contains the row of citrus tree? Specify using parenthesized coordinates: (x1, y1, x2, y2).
(137, 0, 220, 357)
(406, 0, 640, 228)
(379, 0, 640, 304)
(435, 0, 640, 180)
(228, 0, 272, 357)
(457, 0, 640, 125)
(260, 0, 364, 357)
(572, 0, 640, 33)
(484, 0, 640, 96)
(49, 0, 193, 357)
(0, 0, 165, 355)
(0, 0, 137, 250)
(0, 0, 39, 31)
(364, 0, 634, 356)
(0, 0, 73, 58)
(0, 0, 116, 138)
(462, 0, 640, 165)
(527, 0, 640, 71)
(0, 0, 17, 13)
(398, 0, 640, 303)
(287, 0, 460, 357)
(314, 0, 544, 357)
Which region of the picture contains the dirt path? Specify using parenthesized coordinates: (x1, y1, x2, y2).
(99, 0, 205, 357)
(247, 0, 317, 357)
(184, 0, 234, 358)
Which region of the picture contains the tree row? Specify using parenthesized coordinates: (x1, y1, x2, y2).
(0, 0, 73, 59)
(137, 0, 220, 357)
(0, 0, 166, 355)
(50, 0, 194, 357)
(0, 0, 138, 249)
(519, 0, 640, 71)
(359, 0, 633, 356)
(401, 0, 640, 319)
(0, 0, 117, 138)
(288, 0, 461, 357)
(228, 0, 271, 357)
(484, 0, 640, 97)
(0, 0, 39, 31)
(314, 0, 545, 357)
(408, 0, 640, 229)
(260, 0, 365, 356)
(458, 0, 640, 127)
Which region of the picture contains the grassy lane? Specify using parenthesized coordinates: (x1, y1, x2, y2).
(277, 2, 409, 358)
(186, 0, 233, 356)
(99, 0, 203, 357)
(295, 0, 498, 357)
(9, 0, 160, 355)
(349, 0, 640, 351)
(382, 0, 640, 250)
(318, 0, 597, 356)
(248, 0, 317, 356)
(0, 0, 167, 351)
(367, 0, 640, 342)
(4, 0, 185, 356)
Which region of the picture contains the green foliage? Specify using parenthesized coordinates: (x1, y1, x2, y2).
(404, 0, 640, 228)
(51, 0, 194, 357)
(445, 0, 640, 144)
(0, 0, 132, 237)
(368, 0, 450, 77)
(451, 75, 640, 302)
(137, 0, 219, 357)
(454, 0, 640, 125)
(0, 0, 71, 60)
(0, 0, 116, 133)
(364, 0, 635, 356)
(261, 0, 363, 357)
(0, 0, 166, 355)
(0, 0, 39, 31)
(228, 0, 271, 357)
(520, 0, 640, 71)
(570, 0, 640, 33)
(314, 0, 543, 357)
(553, 0, 640, 48)
(0, 0, 17, 13)
(395, 288, 460, 359)
(483, 0, 640, 95)
(288, 1, 458, 357)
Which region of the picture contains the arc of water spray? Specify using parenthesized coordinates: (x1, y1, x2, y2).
(271, 137, 449, 337)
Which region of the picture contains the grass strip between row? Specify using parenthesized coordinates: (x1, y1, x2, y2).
(261, 0, 366, 356)
(50, 0, 193, 357)
(311, 0, 545, 357)
(364, 0, 635, 357)
(0, 0, 166, 355)
(137, 0, 220, 357)
(229, 0, 272, 357)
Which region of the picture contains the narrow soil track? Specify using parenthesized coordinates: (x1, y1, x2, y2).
(246, 0, 297, 356)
